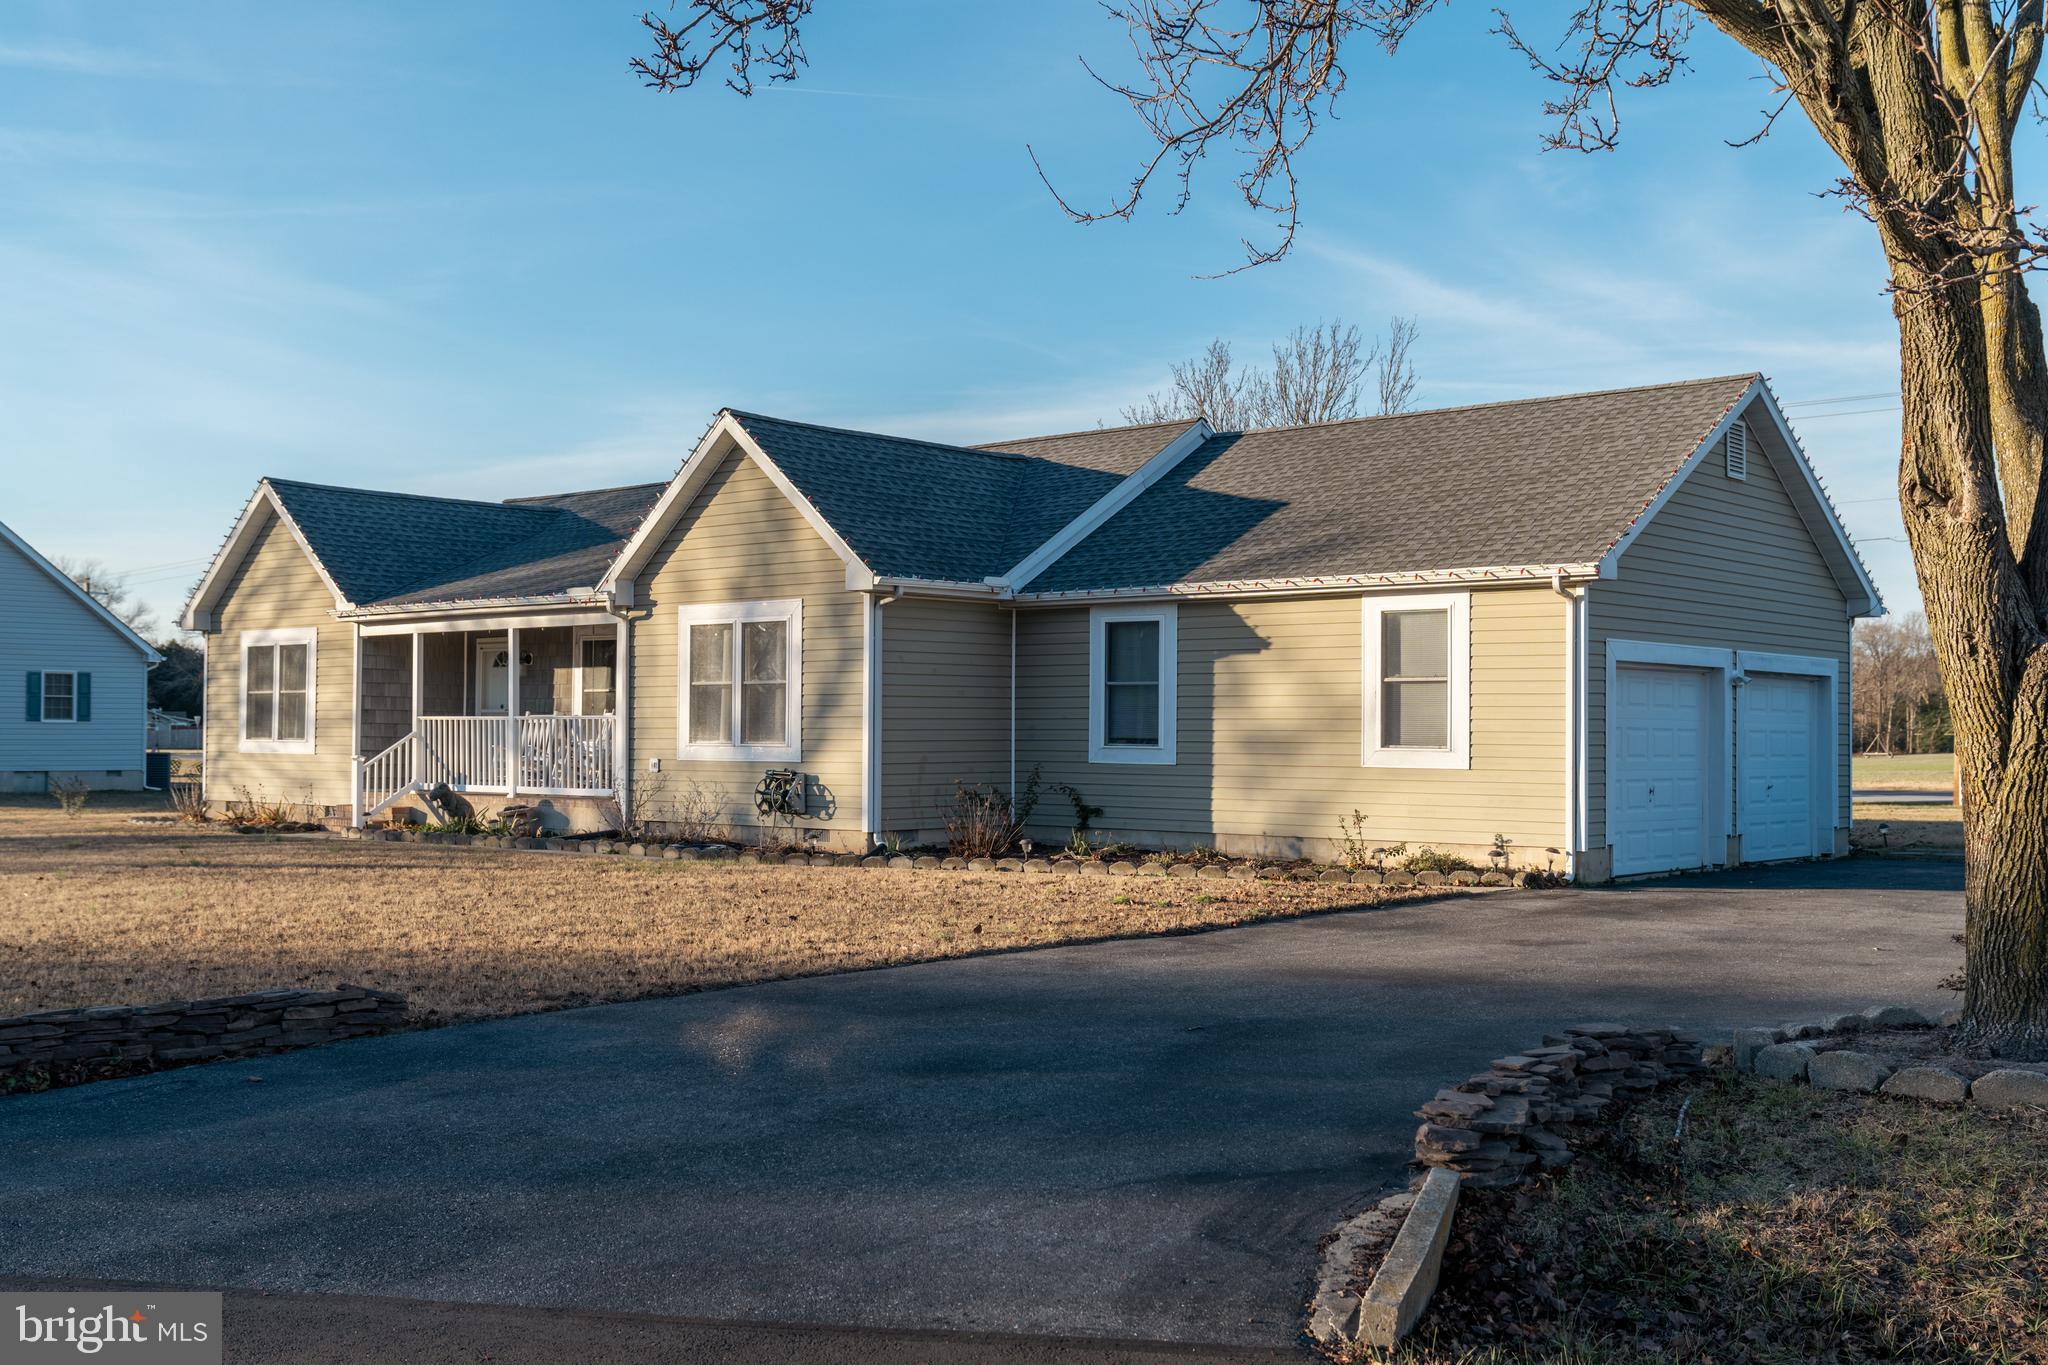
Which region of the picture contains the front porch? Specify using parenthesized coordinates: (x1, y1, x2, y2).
(352, 615, 624, 823)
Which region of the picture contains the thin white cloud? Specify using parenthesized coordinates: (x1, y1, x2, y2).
(0, 41, 163, 76)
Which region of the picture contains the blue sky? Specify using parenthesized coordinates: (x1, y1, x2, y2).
(1, 1, 1910, 635)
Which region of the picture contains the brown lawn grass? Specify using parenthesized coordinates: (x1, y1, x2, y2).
(1362, 1072, 2048, 1364)
(0, 794, 1417, 1024)
(1852, 800, 1964, 854)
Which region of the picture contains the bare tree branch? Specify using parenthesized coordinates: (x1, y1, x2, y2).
(632, 0, 813, 95)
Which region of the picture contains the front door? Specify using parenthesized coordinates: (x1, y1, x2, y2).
(475, 638, 510, 716)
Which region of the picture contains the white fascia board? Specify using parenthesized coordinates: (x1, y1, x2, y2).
(1592, 377, 1884, 619)
(181, 481, 351, 632)
(994, 419, 1213, 593)
(1746, 380, 1886, 619)
(340, 595, 609, 621)
(873, 576, 1008, 600)
(0, 518, 163, 661)
(1010, 562, 1603, 605)
(598, 411, 875, 599)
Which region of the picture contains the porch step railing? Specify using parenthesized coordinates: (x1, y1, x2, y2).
(356, 735, 421, 822)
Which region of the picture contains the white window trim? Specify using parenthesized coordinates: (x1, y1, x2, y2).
(36, 668, 78, 724)
(678, 599, 803, 763)
(1362, 592, 1471, 769)
(1088, 603, 1177, 765)
(238, 626, 318, 755)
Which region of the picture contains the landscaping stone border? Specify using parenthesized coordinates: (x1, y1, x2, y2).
(0, 985, 406, 1079)
(343, 827, 1560, 887)
(1309, 1020, 1707, 1352)
(1730, 1002, 2048, 1111)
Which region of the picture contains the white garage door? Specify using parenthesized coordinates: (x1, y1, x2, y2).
(1740, 673, 1820, 863)
(1611, 665, 1711, 877)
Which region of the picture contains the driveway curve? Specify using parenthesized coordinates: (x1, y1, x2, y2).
(0, 859, 1962, 1349)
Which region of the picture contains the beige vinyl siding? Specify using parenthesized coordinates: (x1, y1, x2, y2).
(879, 597, 1011, 836)
(1014, 586, 1566, 863)
(202, 514, 353, 809)
(629, 449, 865, 846)
(1584, 398, 1852, 850)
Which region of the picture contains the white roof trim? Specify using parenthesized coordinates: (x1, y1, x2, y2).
(599, 411, 875, 603)
(1010, 562, 1604, 604)
(1593, 377, 1883, 617)
(180, 480, 352, 631)
(993, 419, 1211, 592)
(0, 519, 162, 662)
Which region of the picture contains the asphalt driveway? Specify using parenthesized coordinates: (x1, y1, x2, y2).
(0, 858, 1962, 1351)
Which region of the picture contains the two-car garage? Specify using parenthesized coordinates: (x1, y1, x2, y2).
(1605, 644, 1837, 879)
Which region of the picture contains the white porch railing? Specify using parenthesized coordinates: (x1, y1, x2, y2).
(517, 715, 615, 794)
(420, 715, 513, 791)
(352, 713, 616, 824)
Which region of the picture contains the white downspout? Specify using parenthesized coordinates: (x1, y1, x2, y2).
(610, 607, 632, 822)
(1552, 571, 1581, 880)
(1009, 607, 1017, 799)
(866, 587, 903, 849)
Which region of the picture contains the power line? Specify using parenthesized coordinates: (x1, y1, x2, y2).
(1779, 390, 1897, 408)
(1787, 405, 1900, 421)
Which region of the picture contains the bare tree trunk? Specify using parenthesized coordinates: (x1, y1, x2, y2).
(1897, 291, 2048, 1057)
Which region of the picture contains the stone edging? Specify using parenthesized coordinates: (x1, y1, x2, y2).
(345, 828, 1558, 888)
(0, 985, 407, 1080)
(1309, 1020, 1707, 1352)
(1733, 1004, 2048, 1109)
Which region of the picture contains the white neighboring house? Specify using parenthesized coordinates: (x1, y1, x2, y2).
(0, 519, 162, 793)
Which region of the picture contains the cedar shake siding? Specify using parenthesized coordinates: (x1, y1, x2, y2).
(627, 448, 866, 848)
(201, 516, 353, 811)
(1014, 586, 1569, 865)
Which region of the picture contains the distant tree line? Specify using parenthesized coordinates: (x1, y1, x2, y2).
(1853, 613, 1949, 756)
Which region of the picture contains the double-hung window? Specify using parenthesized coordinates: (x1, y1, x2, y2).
(39, 670, 77, 722)
(1362, 593, 1469, 768)
(679, 599, 802, 761)
(240, 627, 317, 754)
(1088, 604, 1176, 764)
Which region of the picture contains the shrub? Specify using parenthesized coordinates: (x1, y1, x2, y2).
(49, 777, 90, 818)
(166, 781, 208, 823)
(945, 781, 1020, 859)
(1338, 810, 1373, 870)
(944, 767, 1050, 859)
(225, 786, 296, 827)
(1402, 845, 1476, 874)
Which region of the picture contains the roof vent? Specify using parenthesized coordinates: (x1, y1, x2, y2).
(1725, 421, 1749, 481)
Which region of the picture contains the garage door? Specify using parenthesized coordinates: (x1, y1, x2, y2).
(1611, 665, 1710, 877)
(1740, 673, 1820, 863)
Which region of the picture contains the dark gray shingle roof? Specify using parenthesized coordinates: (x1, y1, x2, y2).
(265, 478, 664, 608)
(1019, 375, 1758, 593)
(727, 412, 1195, 581)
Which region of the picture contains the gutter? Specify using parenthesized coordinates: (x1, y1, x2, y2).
(337, 591, 611, 621)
